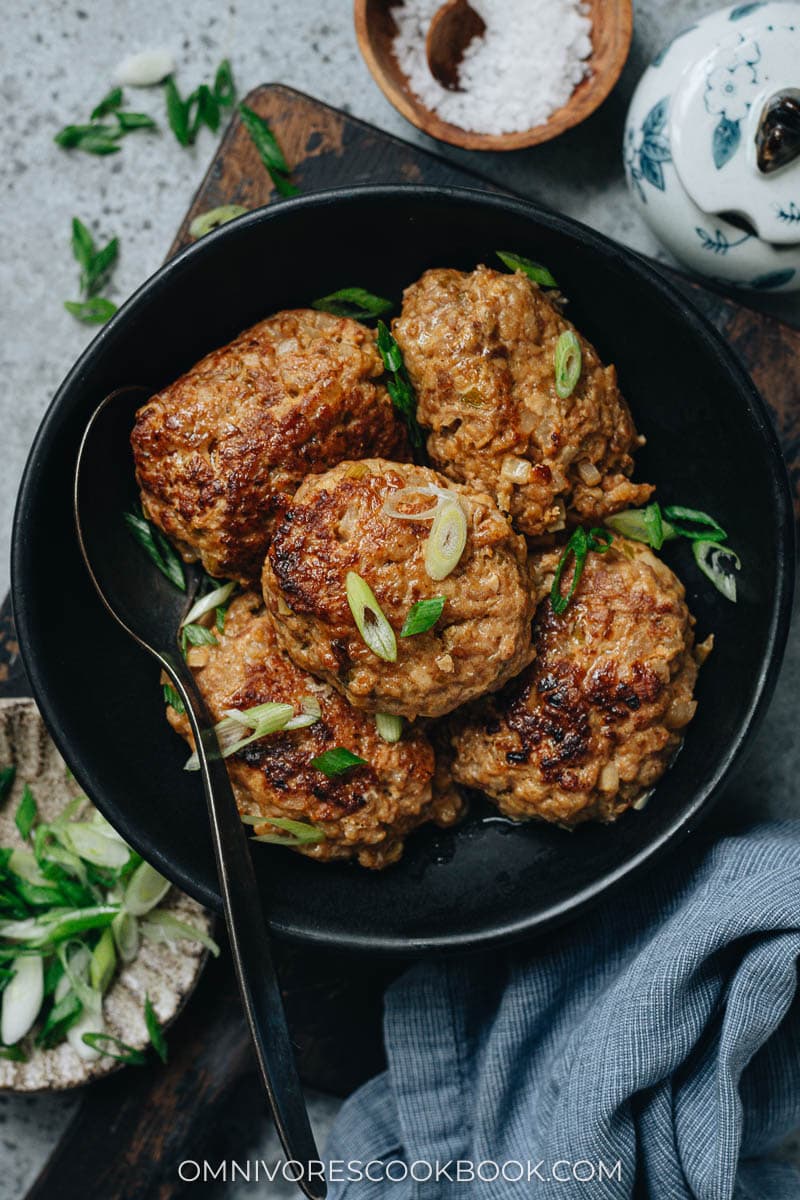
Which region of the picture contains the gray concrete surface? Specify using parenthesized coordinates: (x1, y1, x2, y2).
(1, 1, 799, 1195)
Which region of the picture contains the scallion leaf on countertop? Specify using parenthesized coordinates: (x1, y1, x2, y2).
(238, 103, 298, 196)
(55, 87, 158, 154)
(312, 288, 393, 320)
(65, 218, 119, 325)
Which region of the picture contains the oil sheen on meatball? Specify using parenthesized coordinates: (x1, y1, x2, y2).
(393, 266, 653, 537)
(262, 459, 535, 720)
(167, 592, 462, 869)
(131, 309, 408, 586)
(450, 536, 710, 826)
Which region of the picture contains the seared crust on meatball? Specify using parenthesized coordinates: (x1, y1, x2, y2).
(393, 266, 653, 537)
(132, 309, 408, 585)
(262, 459, 535, 720)
(167, 593, 463, 869)
(450, 537, 709, 826)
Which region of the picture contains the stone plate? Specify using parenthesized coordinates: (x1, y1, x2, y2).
(0, 697, 213, 1092)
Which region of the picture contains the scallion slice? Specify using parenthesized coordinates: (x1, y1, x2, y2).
(183, 700, 312, 770)
(1, 954, 43, 1045)
(58, 823, 131, 869)
(496, 251, 558, 288)
(424, 501, 467, 581)
(345, 571, 397, 662)
(181, 581, 236, 628)
(554, 330, 582, 399)
(123, 510, 186, 591)
(664, 506, 727, 543)
(312, 287, 392, 320)
(550, 527, 611, 615)
(189, 205, 248, 239)
(400, 596, 445, 637)
(144, 994, 168, 1063)
(692, 541, 741, 603)
(139, 911, 220, 958)
(605, 504, 678, 547)
(375, 713, 403, 743)
(123, 862, 171, 917)
(250, 817, 326, 846)
(15, 786, 37, 840)
(310, 747, 367, 777)
(81, 1030, 147, 1065)
(89, 927, 117, 994)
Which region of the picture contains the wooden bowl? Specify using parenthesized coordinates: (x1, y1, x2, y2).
(354, 0, 633, 151)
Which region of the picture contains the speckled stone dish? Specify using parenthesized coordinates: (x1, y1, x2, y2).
(0, 698, 214, 1092)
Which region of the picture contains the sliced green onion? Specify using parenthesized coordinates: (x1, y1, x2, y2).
(400, 596, 445, 637)
(496, 250, 558, 288)
(375, 321, 425, 455)
(58, 823, 131, 869)
(554, 330, 582, 399)
(123, 862, 170, 917)
(139, 910, 220, 958)
(664, 505, 727, 543)
(15, 786, 37, 840)
(382, 485, 452, 522)
(81, 1031, 146, 1065)
(0, 765, 16, 803)
(1, 954, 43, 1044)
(550, 526, 613, 615)
(424, 501, 467, 582)
(123, 511, 186, 591)
(284, 696, 322, 730)
(90, 928, 117, 994)
(37, 990, 83, 1049)
(604, 504, 678, 547)
(250, 817, 326, 846)
(238, 103, 298, 197)
(189, 206, 248, 239)
(29, 906, 119, 947)
(57, 943, 99, 1014)
(112, 910, 140, 963)
(181, 623, 217, 651)
(310, 748, 367, 777)
(8, 849, 49, 887)
(181, 581, 236, 628)
(693, 541, 741, 603)
(345, 571, 397, 662)
(144, 994, 168, 1063)
(312, 287, 392, 320)
(184, 701, 298, 770)
(375, 713, 403, 743)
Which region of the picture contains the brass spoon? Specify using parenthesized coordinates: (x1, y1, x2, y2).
(426, 0, 487, 91)
(74, 386, 326, 1200)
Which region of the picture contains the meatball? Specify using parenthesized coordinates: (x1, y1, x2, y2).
(262, 459, 535, 720)
(393, 266, 653, 537)
(131, 309, 408, 585)
(450, 536, 710, 826)
(167, 592, 462, 869)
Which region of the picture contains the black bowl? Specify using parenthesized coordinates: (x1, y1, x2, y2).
(11, 186, 794, 954)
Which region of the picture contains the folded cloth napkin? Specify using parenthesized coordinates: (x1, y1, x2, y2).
(325, 822, 800, 1199)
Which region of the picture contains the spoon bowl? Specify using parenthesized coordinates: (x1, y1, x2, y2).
(355, 0, 634, 150)
(73, 387, 325, 1200)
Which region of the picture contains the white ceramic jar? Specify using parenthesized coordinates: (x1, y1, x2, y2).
(624, 1, 800, 292)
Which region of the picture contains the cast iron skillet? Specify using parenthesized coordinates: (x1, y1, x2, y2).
(11, 186, 794, 954)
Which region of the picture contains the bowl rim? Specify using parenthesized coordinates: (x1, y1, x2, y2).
(11, 183, 796, 954)
(353, 0, 634, 151)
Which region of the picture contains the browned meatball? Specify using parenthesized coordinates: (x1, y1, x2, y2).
(167, 592, 462, 869)
(450, 537, 710, 827)
(393, 266, 653, 537)
(131, 309, 408, 585)
(262, 459, 535, 720)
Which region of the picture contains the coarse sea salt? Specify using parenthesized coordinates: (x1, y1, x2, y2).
(393, 0, 593, 135)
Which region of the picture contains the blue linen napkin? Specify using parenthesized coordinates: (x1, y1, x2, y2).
(325, 822, 800, 1198)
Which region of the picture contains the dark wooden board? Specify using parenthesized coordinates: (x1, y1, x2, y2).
(12, 83, 800, 1198)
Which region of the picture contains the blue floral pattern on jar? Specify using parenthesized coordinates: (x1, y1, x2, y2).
(703, 39, 761, 168)
(624, 98, 671, 203)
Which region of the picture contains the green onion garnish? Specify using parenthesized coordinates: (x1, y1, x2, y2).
(81, 1031, 147, 1065)
(144, 994, 168, 1063)
(162, 683, 185, 715)
(183, 700, 317, 771)
(65, 218, 119, 325)
(214, 59, 236, 107)
(375, 713, 404, 743)
(554, 330, 582, 400)
(189, 206, 248, 239)
(550, 527, 612, 615)
(180, 624, 217, 654)
(1, 955, 43, 1046)
(56, 90, 157, 156)
(124, 510, 186, 591)
(249, 817, 326, 846)
(238, 103, 298, 196)
(605, 504, 678, 548)
(692, 541, 740, 603)
(89, 927, 117, 993)
(310, 748, 367, 777)
(63, 298, 118, 325)
(345, 571, 397, 662)
(496, 251, 558, 288)
(375, 321, 425, 455)
(312, 287, 393, 320)
(400, 596, 446, 637)
(663, 506, 728, 543)
(15, 786, 37, 841)
(424, 501, 467, 582)
(181, 581, 236, 628)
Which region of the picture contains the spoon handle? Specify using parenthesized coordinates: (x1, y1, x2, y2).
(171, 659, 326, 1200)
